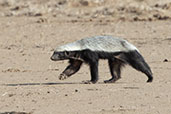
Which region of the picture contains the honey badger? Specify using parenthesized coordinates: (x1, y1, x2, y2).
(51, 36, 153, 84)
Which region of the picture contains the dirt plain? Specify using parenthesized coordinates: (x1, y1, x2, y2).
(0, 0, 171, 114)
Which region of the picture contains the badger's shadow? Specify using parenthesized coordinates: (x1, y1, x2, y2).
(1, 81, 125, 86)
(1, 82, 83, 86)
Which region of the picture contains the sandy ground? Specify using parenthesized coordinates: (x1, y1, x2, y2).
(0, 0, 171, 114)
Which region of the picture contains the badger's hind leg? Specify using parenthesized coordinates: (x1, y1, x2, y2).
(121, 51, 153, 82)
(104, 58, 125, 83)
(59, 59, 83, 80)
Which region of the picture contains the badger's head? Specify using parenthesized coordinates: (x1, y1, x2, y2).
(51, 51, 72, 61)
(51, 41, 82, 61)
(51, 50, 82, 61)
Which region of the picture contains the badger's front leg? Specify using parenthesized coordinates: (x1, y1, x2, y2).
(59, 59, 82, 80)
(82, 60, 99, 84)
(81, 50, 99, 84)
(89, 60, 99, 83)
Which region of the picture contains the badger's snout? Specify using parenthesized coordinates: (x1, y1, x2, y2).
(50, 55, 55, 61)
(50, 53, 59, 61)
(50, 52, 66, 61)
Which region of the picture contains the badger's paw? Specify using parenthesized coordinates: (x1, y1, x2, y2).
(104, 78, 120, 83)
(82, 80, 97, 84)
(59, 73, 68, 80)
(104, 79, 116, 83)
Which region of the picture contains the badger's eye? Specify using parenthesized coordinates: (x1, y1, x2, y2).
(65, 51, 69, 56)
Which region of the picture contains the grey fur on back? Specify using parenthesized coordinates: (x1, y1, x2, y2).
(55, 36, 139, 53)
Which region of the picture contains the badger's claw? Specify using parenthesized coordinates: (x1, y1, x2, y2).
(82, 80, 93, 84)
(82, 80, 97, 84)
(59, 73, 68, 80)
(104, 79, 116, 83)
(104, 78, 120, 83)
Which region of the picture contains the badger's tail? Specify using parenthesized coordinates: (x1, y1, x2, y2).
(120, 50, 153, 82)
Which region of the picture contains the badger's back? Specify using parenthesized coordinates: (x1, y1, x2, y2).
(56, 36, 138, 53)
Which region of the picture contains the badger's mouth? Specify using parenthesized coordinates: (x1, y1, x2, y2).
(50, 54, 64, 61)
(50, 55, 60, 61)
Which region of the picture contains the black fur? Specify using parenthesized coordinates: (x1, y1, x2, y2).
(62, 59, 83, 76)
(51, 49, 153, 83)
(120, 51, 153, 82)
(104, 59, 125, 83)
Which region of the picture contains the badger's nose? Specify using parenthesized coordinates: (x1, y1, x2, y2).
(50, 56, 55, 61)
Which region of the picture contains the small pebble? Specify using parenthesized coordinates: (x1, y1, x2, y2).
(163, 59, 168, 62)
(75, 89, 78, 92)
